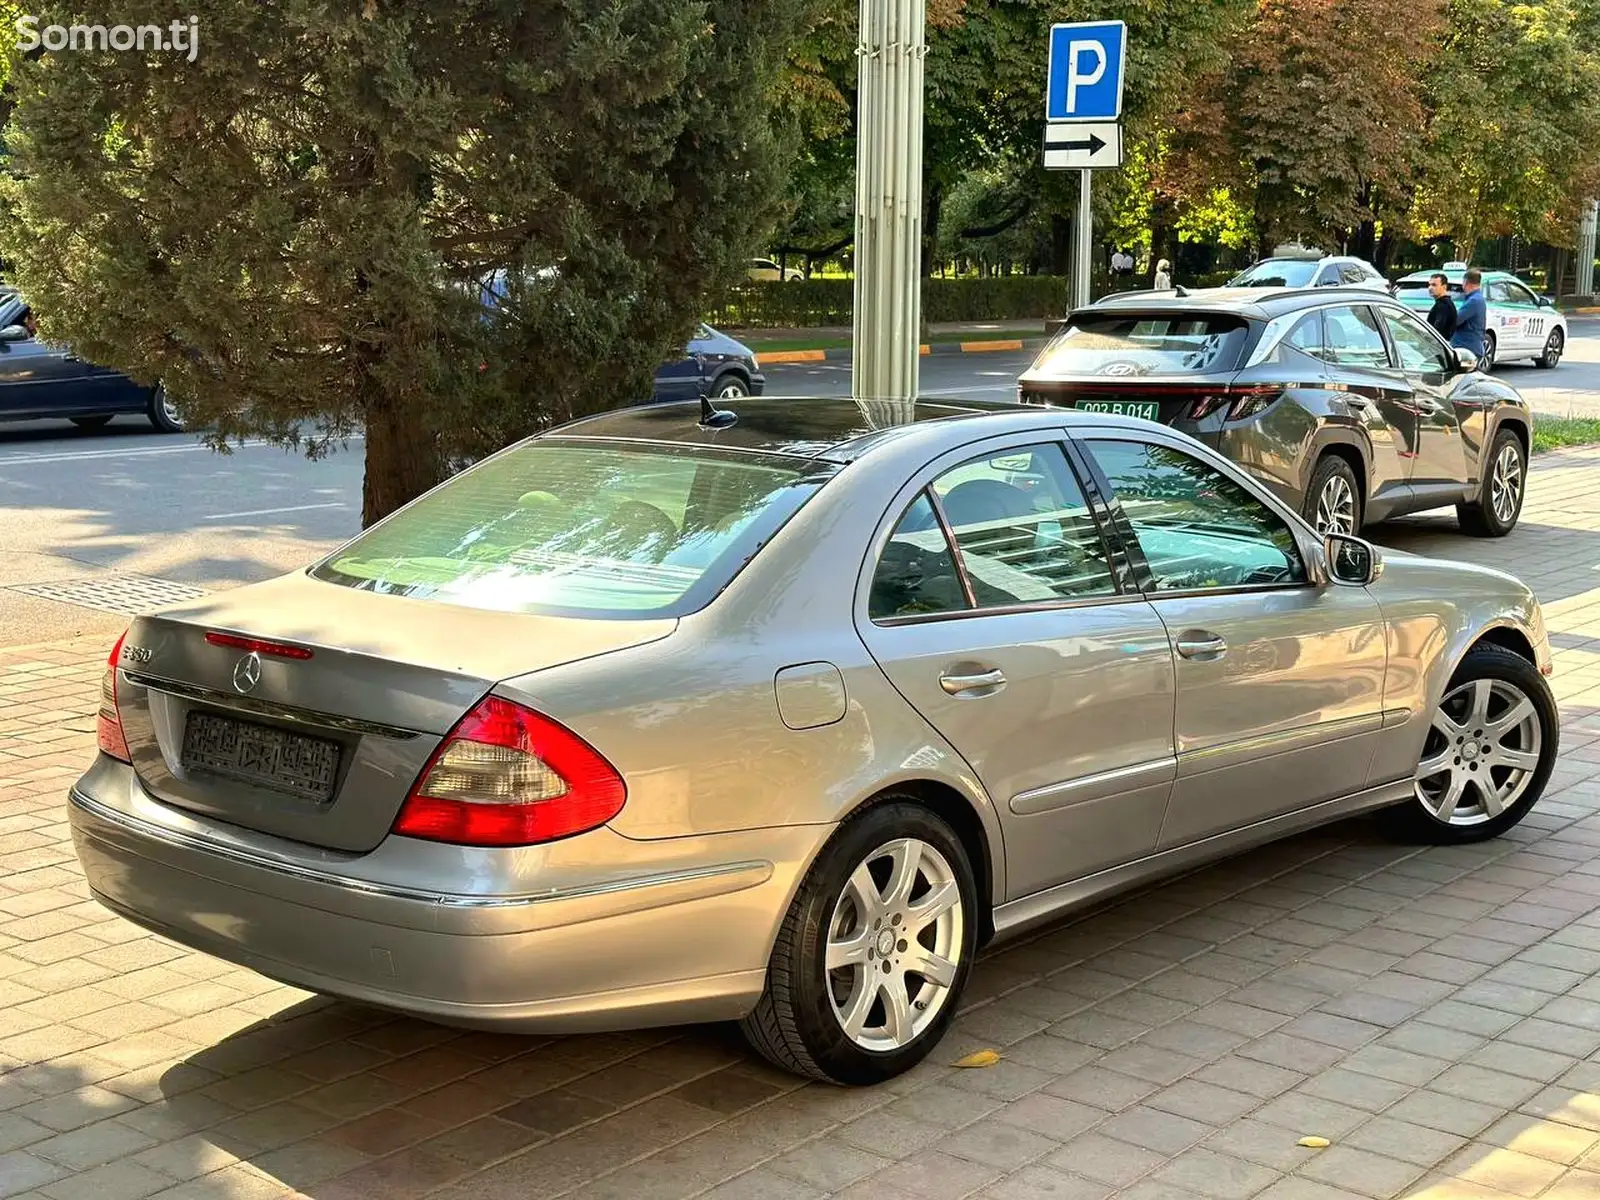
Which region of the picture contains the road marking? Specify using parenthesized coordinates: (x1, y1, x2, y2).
(202, 502, 349, 520)
(0, 434, 363, 467)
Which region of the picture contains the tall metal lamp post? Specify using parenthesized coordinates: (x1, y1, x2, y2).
(851, 0, 927, 424)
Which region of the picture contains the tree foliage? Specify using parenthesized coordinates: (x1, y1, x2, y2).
(1, 0, 809, 523)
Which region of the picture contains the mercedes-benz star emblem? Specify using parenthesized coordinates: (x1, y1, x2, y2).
(232, 652, 262, 695)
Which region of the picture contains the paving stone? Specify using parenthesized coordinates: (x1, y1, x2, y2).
(1439, 1143, 1570, 1197)
(1343, 1115, 1468, 1168)
(1044, 1131, 1165, 1186)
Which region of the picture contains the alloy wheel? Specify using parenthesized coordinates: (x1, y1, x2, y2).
(1315, 474, 1356, 535)
(1416, 678, 1542, 826)
(826, 837, 964, 1052)
(1544, 330, 1564, 366)
(1490, 441, 1523, 525)
(715, 378, 748, 399)
(157, 384, 182, 428)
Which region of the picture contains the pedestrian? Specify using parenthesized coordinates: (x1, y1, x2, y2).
(1452, 268, 1488, 363)
(1154, 258, 1172, 290)
(1425, 272, 1457, 340)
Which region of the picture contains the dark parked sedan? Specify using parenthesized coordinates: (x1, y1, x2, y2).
(0, 292, 178, 433)
(1018, 287, 1532, 537)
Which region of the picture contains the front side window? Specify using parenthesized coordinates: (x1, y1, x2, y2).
(1322, 305, 1391, 369)
(1339, 264, 1369, 285)
(1504, 281, 1539, 307)
(1032, 315, 1249, 377)
(1086, 439, 1306, 591)
(313, 440, 830, 617)
(1383, 308, 1453, 374)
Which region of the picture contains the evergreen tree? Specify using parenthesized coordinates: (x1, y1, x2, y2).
(1, 0, 807, 523)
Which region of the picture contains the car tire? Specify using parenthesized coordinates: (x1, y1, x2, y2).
(710, 373, 749, 400)
(1303, 454, 1362, 535)
(1380, 643, 1557, 844)
(1478, 331, 1496, 373)
(69, 415, 112, 430)
(146, 383, 183, 433)
(1537, 328, 1564, 369)
(739, 800, 978, 1085)
(1457, 427, 1525, 537)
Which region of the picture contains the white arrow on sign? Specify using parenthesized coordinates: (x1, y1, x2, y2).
(1043, 121, 1123, 170)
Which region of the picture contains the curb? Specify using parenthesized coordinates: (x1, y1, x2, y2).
(758, 337, 1045, 365)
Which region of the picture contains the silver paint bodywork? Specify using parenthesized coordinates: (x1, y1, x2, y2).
(70, 402, 1551, 1033)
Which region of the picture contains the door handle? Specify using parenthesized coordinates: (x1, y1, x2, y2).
(1175, 633, 1227, 660)
(939, 668, 1006, 695)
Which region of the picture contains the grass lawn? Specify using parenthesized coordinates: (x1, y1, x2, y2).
(1533, 416, 1600, 454)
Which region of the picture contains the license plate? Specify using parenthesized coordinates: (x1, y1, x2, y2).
(181, 711, 341, 803)
(1078, 400, 1159, 420)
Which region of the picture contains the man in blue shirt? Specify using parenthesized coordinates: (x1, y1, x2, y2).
(1452, 268, 1488, 362)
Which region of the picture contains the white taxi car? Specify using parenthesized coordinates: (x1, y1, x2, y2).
(1395, 263, 1567, 371)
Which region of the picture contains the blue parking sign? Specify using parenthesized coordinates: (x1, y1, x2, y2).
(1046, 21, 1127, 122)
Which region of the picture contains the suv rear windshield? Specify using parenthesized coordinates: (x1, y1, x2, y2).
(312, 440, 832, 618)
(1229, 260, 1318, 288)
(1032, 314, 1249, 377)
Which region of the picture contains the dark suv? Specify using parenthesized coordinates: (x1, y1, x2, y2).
(1017, 287, 1532, 537)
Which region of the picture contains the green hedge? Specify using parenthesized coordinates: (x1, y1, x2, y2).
(712, 270, 1240, 328)
(714, 276, 1071, 328)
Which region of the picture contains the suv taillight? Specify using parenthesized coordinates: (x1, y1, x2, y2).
(97, 632, 131, 763)
(392, 697, 626, 846)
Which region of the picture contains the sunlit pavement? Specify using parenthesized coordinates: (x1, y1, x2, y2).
(6, 452, 1600, 1199)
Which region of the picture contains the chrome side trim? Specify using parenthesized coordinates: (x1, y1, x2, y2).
(991, 778, 1412, 941)
(1010, 757, 1177, 817)
(1381, 707, 1414, 729)
(120, 671, 423, 740)
(69, 787, 771, 910)
(1179, 711, 1383, 774)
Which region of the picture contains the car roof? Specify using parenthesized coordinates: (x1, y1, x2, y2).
(545, 396, 1157, 465)
(1087, 285, 1399, 320)
(1398, 266, 1521, 282)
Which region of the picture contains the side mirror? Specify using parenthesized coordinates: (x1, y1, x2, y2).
(1539, 295, 1555, 308)
(1325, 533, 1382, 586)
(0, 324, 29, 341)
(1452, 346, 1478, 373)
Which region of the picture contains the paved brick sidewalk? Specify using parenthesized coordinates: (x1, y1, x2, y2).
(7, 452, 1600, 1200)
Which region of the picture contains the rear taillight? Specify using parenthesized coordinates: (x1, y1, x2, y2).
(1189, 388, 1282, 422)
(392, 696, 626, 847)
(97, 631, 131, 762)
(204, 631, 313, 660)
(1227, 389, 1281, 421)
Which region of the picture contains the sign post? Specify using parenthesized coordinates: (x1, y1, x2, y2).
(1043, 20, 1127, 312)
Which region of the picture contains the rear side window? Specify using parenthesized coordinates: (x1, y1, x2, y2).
(1032, 315, 1249, 377)
(868, 444, 1116, 619)
(312, 441, 831, 617)
(1322, 306, 1391, 369)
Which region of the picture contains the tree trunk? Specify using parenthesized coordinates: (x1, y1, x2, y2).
(1051, 213, 1071, 277)
(361, 383, 444, 528)
(921, 177, 944, 278)
(1375, 229, 1397, 272)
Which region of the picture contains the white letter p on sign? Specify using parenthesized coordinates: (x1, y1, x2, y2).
(1065, 40, 1106, 114)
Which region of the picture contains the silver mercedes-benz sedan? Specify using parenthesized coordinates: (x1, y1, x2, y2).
(70, 397, 1559, 1085)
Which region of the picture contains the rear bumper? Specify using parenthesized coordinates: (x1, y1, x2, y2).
(68, 761, 827, 1033)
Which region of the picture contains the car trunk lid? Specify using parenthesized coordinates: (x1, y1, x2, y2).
(1018, 377, 1245, 426)
(111, 572, 675, 852)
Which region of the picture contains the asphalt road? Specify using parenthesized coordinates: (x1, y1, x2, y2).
(3, 322, 1599, 648)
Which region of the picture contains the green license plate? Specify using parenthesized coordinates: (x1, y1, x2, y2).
(1078, 400, 1159, 420)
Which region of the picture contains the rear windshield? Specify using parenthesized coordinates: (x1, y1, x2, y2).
(1032, 314, 1249, 377)
(312, 439, 832, 618)
(1229, 260, 1318, 288)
